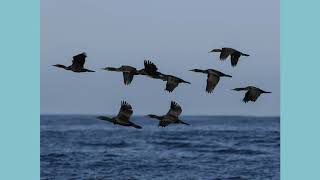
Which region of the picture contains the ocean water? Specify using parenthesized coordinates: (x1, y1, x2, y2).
(41, 115, 280, 180)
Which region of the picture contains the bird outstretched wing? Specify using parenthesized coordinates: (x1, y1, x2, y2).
(163, 76, 183, 92)
(243, 89, 261, 103)
(206, 73, 220, 93)
(143, 60, 165, 79)
(231, 52, 241, 67)
(116, 101, 133, 121)
(165, 79, 178, 92)
(144, 60, 158, 74)
(123, 72, 134, 85)
(72, 52, 87, 69)
(167, 101, 182, 118)
(220, 48, 235, 60)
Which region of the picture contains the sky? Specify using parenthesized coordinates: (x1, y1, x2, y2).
(41, 0, 279, 116)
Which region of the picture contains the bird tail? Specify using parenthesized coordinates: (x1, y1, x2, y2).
(131, 123, 142, 129)
(182, 80, 191, 84)
(223, 73, 232, 78)
(209, 49, 221, 53)
(102, 67, 119, 71)
(262, 91, 272, 94)
(179, 120, 190, 126)
(241, 53, 250, 56)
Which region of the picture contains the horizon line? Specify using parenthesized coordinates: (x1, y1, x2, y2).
(40, 113, 280, 118)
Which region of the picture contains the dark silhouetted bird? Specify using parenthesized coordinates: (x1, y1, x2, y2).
(53, 52, 95, 72)
(190, 69, 232, 93)
(232, 86, 271, 103)
(209, 47, 249, 67)
(97, 101, 142, 129)
(102, 65, 140, 85)
(146, 101, 189, 127)
(138, 60, 164, 80)
(159, 74, 190, 92)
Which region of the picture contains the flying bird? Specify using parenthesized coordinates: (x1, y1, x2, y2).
(159, 74, 191, 92)
(232, 86, 271, 103)
(209, 47, 249, 67)
(138, 60, 164, 80)
(97, 101, 142, 129)
(146, 101, 189, 127)
(102, 65, 140, 85)
(190, 69, 232, 93)
(53, 52, 95, 72)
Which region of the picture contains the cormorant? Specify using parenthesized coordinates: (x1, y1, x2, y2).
(232, 86, 271, 103)
(209, 47, 249, 67)
(102, 65, 140, 85)
(97, 101, 142, 129)
(146, 101, 189, 127)
(159, 74, 191, 92)
(190, 69, 232, 93)
(53, 52, 95, 72)
(138, 60, 165, 79)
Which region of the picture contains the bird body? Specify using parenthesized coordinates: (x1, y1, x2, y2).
(209, 47, 249, 67)
(102, 65, 140, 85)
(97, 101, 142, 129)
(233, 86, 271, 103)
(146, 101, 189, 127)
(53, 52, 95, 72)
(160, 74, 191, 92)
(190, 68, 232, 93)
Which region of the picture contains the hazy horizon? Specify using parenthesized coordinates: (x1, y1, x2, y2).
(40, 114, 280, 118)
(41, 0, 279, 116)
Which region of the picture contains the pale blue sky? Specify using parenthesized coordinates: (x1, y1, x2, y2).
(41, 0, 279, 116)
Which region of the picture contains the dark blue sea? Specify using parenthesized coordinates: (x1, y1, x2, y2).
(41, 115, 280, 180)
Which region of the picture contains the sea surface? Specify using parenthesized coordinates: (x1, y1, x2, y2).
(41, 115, 280, 180)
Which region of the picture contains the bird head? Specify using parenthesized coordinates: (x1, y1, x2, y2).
(145, 114, 160, 119)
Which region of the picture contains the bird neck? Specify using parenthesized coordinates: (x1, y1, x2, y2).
(191, 69, 206, 73)
(221, 73, 232, 78)
(54, 64, 69, 70)
(148, 114, 162, 120)
(210, 49, 222, 52)
(103, 67, 120, 71)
